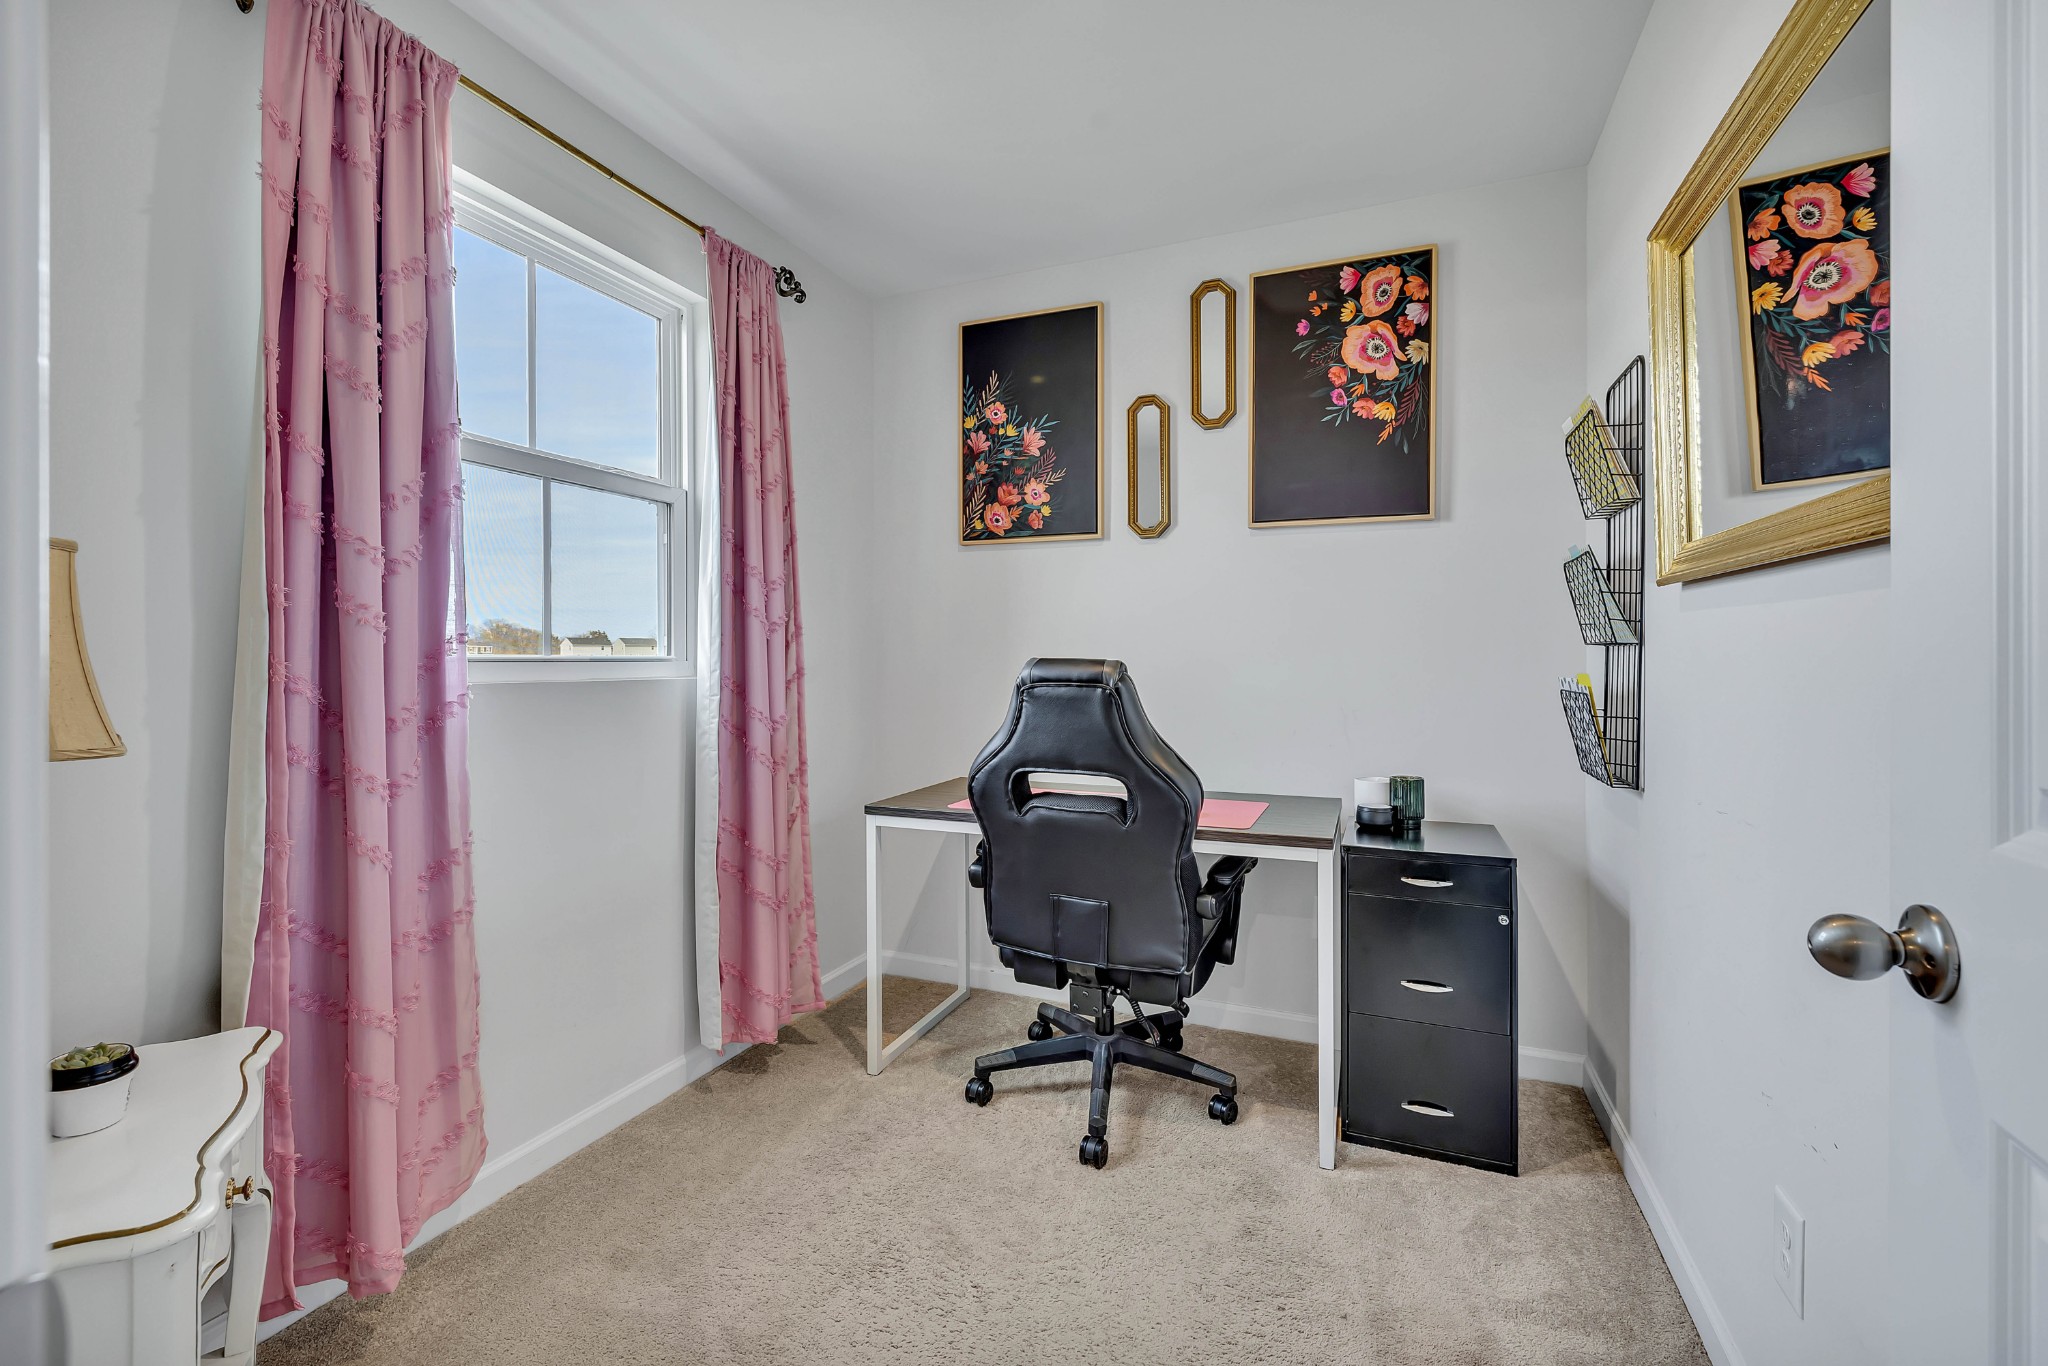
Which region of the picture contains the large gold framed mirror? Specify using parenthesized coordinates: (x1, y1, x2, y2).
(1649, 0, 1890, 582)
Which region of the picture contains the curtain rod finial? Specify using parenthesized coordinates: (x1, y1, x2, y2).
(773, 266, 807, 305)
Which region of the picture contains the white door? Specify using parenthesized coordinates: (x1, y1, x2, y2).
(1887, 0, 2048, 1360)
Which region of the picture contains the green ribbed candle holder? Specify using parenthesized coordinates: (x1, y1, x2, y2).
(1390, 775, 1425, 836)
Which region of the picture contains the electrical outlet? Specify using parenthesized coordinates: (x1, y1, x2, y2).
(1773, 1187, 1806, 1318)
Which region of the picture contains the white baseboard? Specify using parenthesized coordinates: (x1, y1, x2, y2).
(1517, 1044, 1587, 1086)
(1582, 1062, 1741, 1366)
(875, 951, 1584, 1081)
(820, 951, 869, 1002)
(874, 948, 962, 981)
(256, 1027, 745, 1343)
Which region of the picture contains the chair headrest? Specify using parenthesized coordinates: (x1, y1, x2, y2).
(1017, 658, 1126, 689)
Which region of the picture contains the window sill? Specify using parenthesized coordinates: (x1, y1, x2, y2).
(466, 658, 693, 684)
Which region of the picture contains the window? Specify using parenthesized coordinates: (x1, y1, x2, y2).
(451, 181, 690, 672)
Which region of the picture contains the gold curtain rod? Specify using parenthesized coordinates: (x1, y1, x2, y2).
(460, 75, 806, 303)
(232, 0, 807, 302)
(457, 75, 708, 236)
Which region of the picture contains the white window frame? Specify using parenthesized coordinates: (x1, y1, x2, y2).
(453, 171, 697, 682)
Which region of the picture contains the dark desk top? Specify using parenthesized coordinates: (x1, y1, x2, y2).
(865, 777, 1341, 851)
(1342, 819, 1514, 863)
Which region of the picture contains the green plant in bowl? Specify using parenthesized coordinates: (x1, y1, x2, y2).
(53, 1042, 132, 1071)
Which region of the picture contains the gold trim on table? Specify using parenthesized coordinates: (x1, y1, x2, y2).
(50, 1029, 274, 1250)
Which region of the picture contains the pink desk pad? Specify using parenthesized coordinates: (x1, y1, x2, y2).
(946, 794, 1270, 830)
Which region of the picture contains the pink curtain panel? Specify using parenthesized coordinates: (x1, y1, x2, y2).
(250, 0, 483, 1315)
(705, 230, 825, 1044)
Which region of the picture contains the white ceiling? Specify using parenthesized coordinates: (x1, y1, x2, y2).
(448, 0, 1655, 295)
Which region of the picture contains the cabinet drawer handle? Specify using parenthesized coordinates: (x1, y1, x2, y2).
(1401, 1100, 1455, 1118)
(1399, 979, 1453, 994)
(225, 1175, 255, 1207)
(1400, 875, 1454, 889)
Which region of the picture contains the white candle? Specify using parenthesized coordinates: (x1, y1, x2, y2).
(1353, 777, 1392, 809)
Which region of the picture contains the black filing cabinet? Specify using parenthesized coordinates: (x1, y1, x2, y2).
(1341, 821, 1518, 1175)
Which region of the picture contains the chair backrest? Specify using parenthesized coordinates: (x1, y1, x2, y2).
(967, 659, 1203, 977)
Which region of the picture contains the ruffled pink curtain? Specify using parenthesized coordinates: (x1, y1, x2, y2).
(705, 230, 823, 1044)
(249, 0, 483, 1315)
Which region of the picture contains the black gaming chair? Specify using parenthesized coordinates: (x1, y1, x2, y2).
(959, 658, 1258, 1169)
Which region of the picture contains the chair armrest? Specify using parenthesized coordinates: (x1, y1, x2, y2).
(1195, 855, 1257, 967)
(1195, 855, 1257, 920)
(967, 840, 988, 889)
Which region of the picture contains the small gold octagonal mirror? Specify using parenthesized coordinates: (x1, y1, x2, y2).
(1649, 0, 1890, 582)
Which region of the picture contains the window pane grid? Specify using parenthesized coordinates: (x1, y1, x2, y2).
(453, 188, 688, 668)
(526, 256, 538, 449)
(452, 228, 529, 447)
(461, 461, 674, 659)
(461, 463, 544, 656)
(535, 264, 661, 478)
(459, 431, 676, 501)
(539, 475, 553, 654)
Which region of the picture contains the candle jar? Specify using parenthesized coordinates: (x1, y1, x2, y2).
(1390, 776, 1425, 836)
(1353, 777, 1393, 829)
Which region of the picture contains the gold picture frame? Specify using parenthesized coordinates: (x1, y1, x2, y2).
(1648, 0, 1887, 582)
(1126, 395, 1172, 538)
(957, 302, 1105, 546)
(1189, 279, 1237, 429)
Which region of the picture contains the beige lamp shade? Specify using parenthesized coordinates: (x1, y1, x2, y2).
(49, 538, 125, 761)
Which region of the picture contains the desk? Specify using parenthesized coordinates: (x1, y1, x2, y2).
(863, 777, 1345, 1169)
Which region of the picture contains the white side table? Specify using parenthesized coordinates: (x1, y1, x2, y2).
(46, 1027, 280, 1366)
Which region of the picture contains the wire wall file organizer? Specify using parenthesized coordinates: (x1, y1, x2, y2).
(1557, 357, 1645, 790)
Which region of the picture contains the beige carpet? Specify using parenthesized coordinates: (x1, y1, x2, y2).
(263, 983, 1706, 1366)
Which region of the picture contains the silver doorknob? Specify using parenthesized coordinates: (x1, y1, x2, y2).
(1807, 904, 1960, 1003)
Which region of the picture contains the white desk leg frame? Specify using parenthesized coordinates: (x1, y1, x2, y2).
(864, 813, 973, 1076)
(1190, 837, 1341, 1171)
(1316, 845, 1338, 1170)
(865, 815, 882, 1074)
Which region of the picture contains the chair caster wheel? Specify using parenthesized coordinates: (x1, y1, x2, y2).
(1026, 1018, 1053, 1042)
(964, 1076, 993, 1107)
(1158, 1029, 1184, 1053)
(1078, 1134, 1108, 1169)
(1208, 1094, 1238, 1125)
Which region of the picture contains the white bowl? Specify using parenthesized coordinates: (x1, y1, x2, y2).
(50, 1069, 134, 1138)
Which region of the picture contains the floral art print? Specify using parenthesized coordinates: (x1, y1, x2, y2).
(958, 303, 1103, 543)
(1250, 246, 1436, 525)
(1733, 150, 1890, 488)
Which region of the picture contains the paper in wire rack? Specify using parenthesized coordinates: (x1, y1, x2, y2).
(1563, 545, 1638, 644)
(1560, 674, 1613, 783)
(1561, 397, 1641, 517)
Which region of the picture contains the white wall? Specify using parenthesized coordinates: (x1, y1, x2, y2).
(47, 0, 265, 1050)
(43, 0, 874, 1280)
(1, 0, 52, 1298)
(1580, 1, 1892, 1363)
(867, 169, 1596, 1070)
